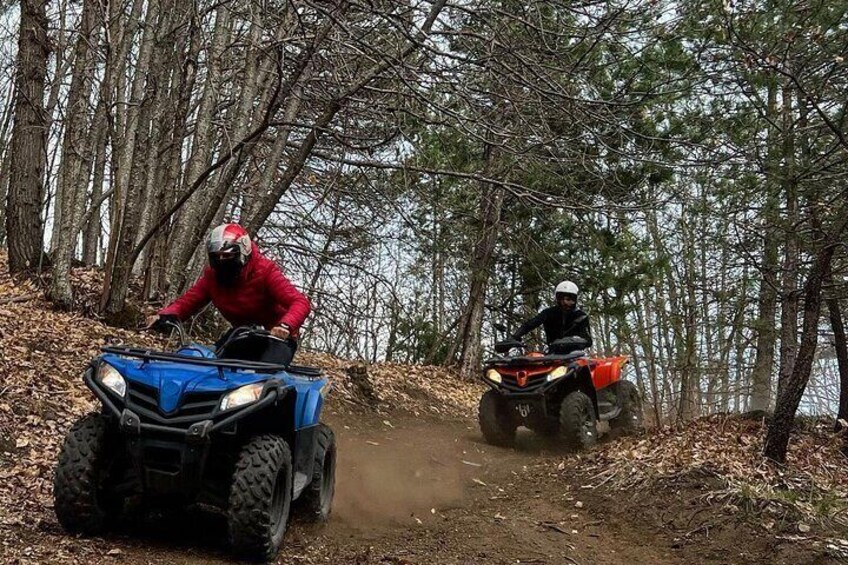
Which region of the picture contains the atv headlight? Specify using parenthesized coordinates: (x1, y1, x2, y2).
(546, 366, 568, 382)
(98, 363, 126, 398)
(220, 383, 264, 412)
(486, 369, 502, 384)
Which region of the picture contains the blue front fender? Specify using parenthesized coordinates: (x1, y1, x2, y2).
(294, 379, 330, 429)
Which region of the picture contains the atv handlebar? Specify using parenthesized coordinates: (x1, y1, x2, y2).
(493, 336, 590, 357)
(146, 320, 287, 354)
(214, 325, 289, 357)
(148, 316, 188, 346)
(494, 339, 526, 354)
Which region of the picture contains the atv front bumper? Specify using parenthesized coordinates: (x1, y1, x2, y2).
(84, 367, 289, 499)
(500, 392, 550, 420)
(480, 374, 574, 420)
(84, 368, 280, 441)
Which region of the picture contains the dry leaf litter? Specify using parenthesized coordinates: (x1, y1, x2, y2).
(553, 415, 848, 534)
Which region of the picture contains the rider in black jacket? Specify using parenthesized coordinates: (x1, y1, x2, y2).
(511, 280, 593, 347)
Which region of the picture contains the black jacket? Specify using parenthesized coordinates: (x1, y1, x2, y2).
(512, 306, 593, 347)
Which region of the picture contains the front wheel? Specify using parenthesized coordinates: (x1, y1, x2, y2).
(478, 390, 517, 447)
(54, 413, 123, 534)
(559, 391, 598, 450)
(227, 435, 293, 561)
(609, 380, 644, 433)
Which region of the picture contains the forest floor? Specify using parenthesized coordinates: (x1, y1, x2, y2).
(1, 260, 847, 564)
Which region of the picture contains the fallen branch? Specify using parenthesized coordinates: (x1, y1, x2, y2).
(0, 293, 40, 305)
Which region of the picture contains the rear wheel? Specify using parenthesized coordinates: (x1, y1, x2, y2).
(297, 424, 336, 522)
(478, 390, 517, 447)
(610, 380, 644, 433)
(54, 413, 123, 534)
(227, 435, 293, 561)
(559, 391, 598, 450)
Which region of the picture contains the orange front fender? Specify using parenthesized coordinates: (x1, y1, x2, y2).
(590, 355, 629, 390)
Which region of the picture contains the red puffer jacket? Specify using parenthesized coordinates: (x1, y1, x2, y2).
(159, 244, 311, 336)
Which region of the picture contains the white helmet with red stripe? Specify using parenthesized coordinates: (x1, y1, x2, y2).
(207, 223, 252, 266)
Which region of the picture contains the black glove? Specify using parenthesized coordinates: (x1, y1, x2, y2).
(152, 314, 180, 331)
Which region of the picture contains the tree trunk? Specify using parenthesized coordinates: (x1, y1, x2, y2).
(634, 286, 663, 424)
(749, 79, 781, 411)
(82, 103, 110, 266)
(240, 77, 307, 227)
(169, 17, 273, 290)
(750, 198, 779, 411)
(6, 0, 49, 274)
(83, 0, 140, 266)
(0, 147, 9, 247)
(764, 241, 839, 462)
(0, 81, 15, 245)
(133, 0, 188, 284)
(778, 85, 799, 388)
(49, 0, 99, 307)
(679, 210, 700, 420)
(45, 3, 75, 256)
(453, 143, 504, 377)
(100, 0, 161, 317)
(147, 5, 201, 297)
(827, 291, 848, 425)
(98, 0, 144, 310)
(163, 3, 231, 294)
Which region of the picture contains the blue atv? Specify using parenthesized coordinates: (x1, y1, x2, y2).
(53, 321, 336, 561)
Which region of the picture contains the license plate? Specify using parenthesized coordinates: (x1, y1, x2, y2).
(515, 403, 533, 418)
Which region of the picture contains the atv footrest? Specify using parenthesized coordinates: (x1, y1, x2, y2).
(597, 401, 622, 421)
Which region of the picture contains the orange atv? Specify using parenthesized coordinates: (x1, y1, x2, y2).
(479, 336, 643, 449)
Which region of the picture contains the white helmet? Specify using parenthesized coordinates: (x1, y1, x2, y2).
(555, 280, 579, 297)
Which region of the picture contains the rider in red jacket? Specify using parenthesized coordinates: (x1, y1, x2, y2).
(146, 223, 310, 365)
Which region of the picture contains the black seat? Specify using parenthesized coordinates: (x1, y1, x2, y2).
(287, 364, 323, 377)
(557, 350, 586, 361)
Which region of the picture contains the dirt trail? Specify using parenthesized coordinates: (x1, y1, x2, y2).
(18, 412, 688, 565)
(319, 412, 681, 565)
(6, 409, 835, 564)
